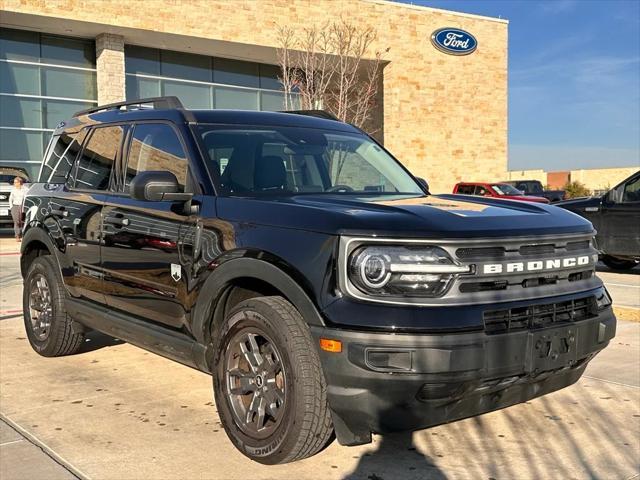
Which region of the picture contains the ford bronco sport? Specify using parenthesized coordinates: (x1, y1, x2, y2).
(20, 97, 616, 464)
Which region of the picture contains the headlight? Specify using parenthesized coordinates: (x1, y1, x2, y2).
(348, 245, 471, 298)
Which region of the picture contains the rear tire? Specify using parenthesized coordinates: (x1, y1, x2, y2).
(602, 256, 638, 271)
(212, 296, 333, 464)
(23, 255, 84, 356)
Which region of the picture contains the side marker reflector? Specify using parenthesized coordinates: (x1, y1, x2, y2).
(320, 338, 342, 353)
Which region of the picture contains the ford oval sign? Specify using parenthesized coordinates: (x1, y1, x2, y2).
(431, 28, 477, 56)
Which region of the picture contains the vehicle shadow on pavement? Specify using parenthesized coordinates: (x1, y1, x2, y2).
(596, 264, 640, 276)
(343, 431, 446, 480)
(79, 331, 124, 353)
(343, 407, 447, 480)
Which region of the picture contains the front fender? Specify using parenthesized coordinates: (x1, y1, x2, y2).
(191, 257, 327, 346)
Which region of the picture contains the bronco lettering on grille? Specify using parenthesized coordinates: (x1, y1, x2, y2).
(482, 255, 592, 275)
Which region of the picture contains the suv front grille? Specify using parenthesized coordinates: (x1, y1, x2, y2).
(456, 246, 505, 259)
(483, 296, 597, 335)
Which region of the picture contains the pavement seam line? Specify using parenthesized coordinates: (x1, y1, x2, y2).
(0, 438, 25, 446)
(0, 414, 88, 480)
(582, 375, 640, 389)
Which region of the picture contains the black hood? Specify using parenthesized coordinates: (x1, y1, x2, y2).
(217, 193, 594, 238)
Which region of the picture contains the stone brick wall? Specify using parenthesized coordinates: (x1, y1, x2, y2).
(2, 0, 509, 194)
(96, 33, 125, 105)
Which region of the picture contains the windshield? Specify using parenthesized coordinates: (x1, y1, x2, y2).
(196, 125, 423, 196)
(492, 184, 523, 196)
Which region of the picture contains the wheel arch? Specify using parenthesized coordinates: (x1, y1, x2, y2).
(191, 257, 327, 350)
(20, 227, 59, 277)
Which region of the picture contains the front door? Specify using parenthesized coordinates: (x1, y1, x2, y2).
(100, 122, 196, 329)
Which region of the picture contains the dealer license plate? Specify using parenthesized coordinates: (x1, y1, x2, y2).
(0, 209, 8, 217)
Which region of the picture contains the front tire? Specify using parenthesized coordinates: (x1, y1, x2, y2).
(23, 255, 84, 356)
(212, 296, 333, 464)
(602, 255, 638, 271)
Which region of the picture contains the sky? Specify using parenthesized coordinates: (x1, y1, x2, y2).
(396, 0, 640, 171)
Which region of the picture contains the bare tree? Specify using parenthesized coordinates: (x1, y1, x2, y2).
(275, 19, 387, 132)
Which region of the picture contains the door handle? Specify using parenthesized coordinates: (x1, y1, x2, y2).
(50, 208, 68, 218)
(104, 215, 130, 227)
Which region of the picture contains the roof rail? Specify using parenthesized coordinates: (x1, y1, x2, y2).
(73, 96, 184, 117)
(281, 110, 341, 122)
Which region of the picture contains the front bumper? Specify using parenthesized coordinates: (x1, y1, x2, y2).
(310, 306, 616, 446)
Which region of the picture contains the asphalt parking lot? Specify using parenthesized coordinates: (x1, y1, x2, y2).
(1, 236, 639, 480)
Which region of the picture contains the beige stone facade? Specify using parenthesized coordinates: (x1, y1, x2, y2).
(95, 33, 125, 105)
(1, 0, 509, 194)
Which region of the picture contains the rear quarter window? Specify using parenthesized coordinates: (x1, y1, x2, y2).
(39, 130, 87, 183)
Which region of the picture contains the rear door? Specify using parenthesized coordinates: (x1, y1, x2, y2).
(49, 125, 124, 304)
(100, 122, 197, 329)
(599, 173, 640, 257)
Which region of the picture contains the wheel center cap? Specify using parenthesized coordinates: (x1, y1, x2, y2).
(255, 375, 264, 387)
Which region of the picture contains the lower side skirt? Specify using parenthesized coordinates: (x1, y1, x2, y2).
(66, 298, 209, 373)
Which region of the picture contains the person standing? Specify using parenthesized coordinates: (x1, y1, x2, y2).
(9, 177, 26, 242)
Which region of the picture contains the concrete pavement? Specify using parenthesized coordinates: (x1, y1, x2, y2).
(1, 238, 639, 479)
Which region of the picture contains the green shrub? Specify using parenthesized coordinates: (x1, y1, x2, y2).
(563, 181, 592, 199)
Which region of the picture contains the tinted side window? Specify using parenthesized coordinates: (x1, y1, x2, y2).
(474, 185, 488, 196)
(73, 126, 123, 191)
(622, 176, 640, 203)
(125, 123, 187, 190)
(39, 130, 87, 182)
(457, 185, 474, 195)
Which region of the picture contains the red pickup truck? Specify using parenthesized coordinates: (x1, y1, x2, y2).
(453, 182, 550, 204)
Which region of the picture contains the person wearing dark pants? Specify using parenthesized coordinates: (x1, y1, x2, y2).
(9, 177, 25, 242)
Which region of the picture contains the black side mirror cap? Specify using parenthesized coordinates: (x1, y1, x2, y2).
(129, 171, 192, 202)
(416, 177, 430, 194)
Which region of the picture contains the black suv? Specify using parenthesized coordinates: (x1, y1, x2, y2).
(556, 170, 640, 270)
(20, 97, 616, 464)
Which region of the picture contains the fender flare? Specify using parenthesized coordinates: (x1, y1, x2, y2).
(20, 226, 60, 276)
(191, 257, 326, 346)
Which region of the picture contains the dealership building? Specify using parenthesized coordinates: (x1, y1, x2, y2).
(0, 0, 508, 192)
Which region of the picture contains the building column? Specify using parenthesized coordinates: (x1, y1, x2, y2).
(96, 33, 125, 105)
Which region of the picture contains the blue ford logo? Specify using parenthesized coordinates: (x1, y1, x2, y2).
(431, 28, 477, 56)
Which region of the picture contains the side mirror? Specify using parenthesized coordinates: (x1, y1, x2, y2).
(416, 177, 430, 194)
(129, 171, 192, 202)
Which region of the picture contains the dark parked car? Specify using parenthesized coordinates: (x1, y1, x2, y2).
(556, 171, 640, 270)
(20, 97, 615, 464)
(502, 179, 566, 203)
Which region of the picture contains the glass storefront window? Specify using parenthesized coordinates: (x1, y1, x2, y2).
(0, 28, 97, 177)
(43, 100, 94, 129)
(126, 75, 161, 100)
(0, 62, 40, 95)
(0, 96, 42, 128)
(162, 80, 212, 109)
(214, 86, 259, 110)
(260, 91, 286, 112)
(258, 64, 281, 90)
(0, 28, 39, 62)
(213, 57, 259, 88)
(125, 45, 299, 112)
(161, 50, 211, 82)
(125, 45, 161, 75)
(41, 66, 97, 99)
(0, 129, 43, 162)
(41, 34, 96, 68)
